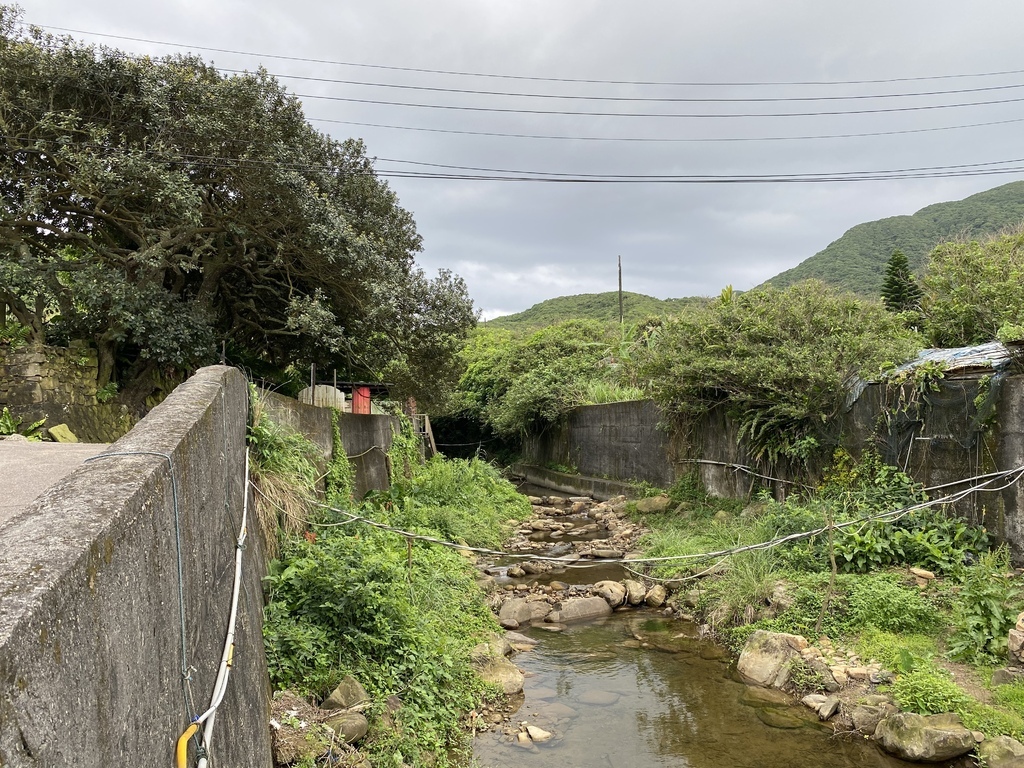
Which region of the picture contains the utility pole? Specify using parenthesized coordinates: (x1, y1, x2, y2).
(618, 255, 623, 325)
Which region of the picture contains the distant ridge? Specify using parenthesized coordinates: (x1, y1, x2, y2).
(763, 180, 1024, 296)
(484, 291, 704, 330)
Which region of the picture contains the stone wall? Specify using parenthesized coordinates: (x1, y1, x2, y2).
(0, 343, 134, 442)
(0, 366, 273, 767)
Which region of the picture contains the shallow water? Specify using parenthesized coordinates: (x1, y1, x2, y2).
(473, 613, 924, 768)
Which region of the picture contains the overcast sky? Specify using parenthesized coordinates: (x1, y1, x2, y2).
(19, 0, 1024, 318)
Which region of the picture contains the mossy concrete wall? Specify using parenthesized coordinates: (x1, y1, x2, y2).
(0, 343, 135, 442)
(522, 375, 1024, 556)
(258, 389, 399, 499)
(522, 400, 676, 488)
(0, 366, 272, 767)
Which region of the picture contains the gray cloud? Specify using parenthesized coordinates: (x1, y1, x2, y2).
(22, 0, 1024, 316)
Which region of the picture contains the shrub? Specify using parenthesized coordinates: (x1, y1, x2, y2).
(922, 228, 1024, 347)
(891, 667, 970, 715)
(643, 280, 920, 468)
(948, 549, 1023, 664)
(846, 573, 936, 634)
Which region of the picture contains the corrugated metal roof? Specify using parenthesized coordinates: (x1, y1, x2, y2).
(891, 341, 1015, 377)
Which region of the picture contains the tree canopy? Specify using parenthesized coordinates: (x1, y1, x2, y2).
(0, 10, 474, 408)
(642, 280, 921, 467)
(921, 228, 1024, 348)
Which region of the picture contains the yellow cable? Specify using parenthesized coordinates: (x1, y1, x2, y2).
(176, 722, 199, 768)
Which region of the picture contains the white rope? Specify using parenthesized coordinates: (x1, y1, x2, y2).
(195, 449, 251, 768)
(306, 463, 1024, 566)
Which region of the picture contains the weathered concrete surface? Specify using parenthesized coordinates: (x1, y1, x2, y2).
(257, 388, 400, 499)
(523, 400, 675, 488)
(510, 463, 638, 501)
(521, 375, 1024, 558)
(0, 366, 272, 768)
(0, 442, 107, 527)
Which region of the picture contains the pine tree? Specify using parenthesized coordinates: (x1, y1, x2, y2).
(880, 249, 924, 312)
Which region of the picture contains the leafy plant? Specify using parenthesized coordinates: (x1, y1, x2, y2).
(947, 549, 1023, 664)
(891, 667, 970, 715)
(0, 407, 45, 440)
(95, 382, 119, 404)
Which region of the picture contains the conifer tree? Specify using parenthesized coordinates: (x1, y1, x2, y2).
(881, 249, 924, 312)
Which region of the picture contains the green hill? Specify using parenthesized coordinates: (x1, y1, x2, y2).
(763, 180, 1024, 296)
(484, 291, 704, 330)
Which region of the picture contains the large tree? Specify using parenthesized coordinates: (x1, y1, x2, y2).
(0, 10, 474, 408)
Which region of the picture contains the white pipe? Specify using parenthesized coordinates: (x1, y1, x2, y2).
(195, 449, 250, 768)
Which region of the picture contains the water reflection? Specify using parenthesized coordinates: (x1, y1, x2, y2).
(473, 613, 926, 768)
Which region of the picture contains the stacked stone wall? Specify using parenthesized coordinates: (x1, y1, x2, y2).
(0, 343, 134, 442)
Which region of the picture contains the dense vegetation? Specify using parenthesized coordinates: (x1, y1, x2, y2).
(0, 9, 474, 409)
(251, 407, 531, 766)
(642, 280, 920, 468)
(449, 319, 650, 440)
(765, 181, 1024, 297)
(632, 453, 1024, 739)
(921, 227, 1024, 347)
(485, 291, 704, 330)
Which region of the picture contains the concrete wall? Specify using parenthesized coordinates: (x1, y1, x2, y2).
(0, 366, 273, 767)
(523, 400, 675, 488)
(258, 389, 399, 499)
(521, 375, 1024, 556)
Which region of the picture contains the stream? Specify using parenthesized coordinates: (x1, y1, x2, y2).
(472, 484, 924, 768)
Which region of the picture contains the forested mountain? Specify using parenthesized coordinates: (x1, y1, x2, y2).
(763, 181, 1024, 296)
(485, 291, 705, 329)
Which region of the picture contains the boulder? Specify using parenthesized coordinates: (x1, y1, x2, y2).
(979, 735, 1024, 768)
(525, 725, 553, 743)
(850, 703, 897, 735)
(1010, 630, 1024, 664)
(546, 597, 612, 624)
(992, 667, 1024, 687)
(471, 633, 512, 662)
(736, 630, 808, 689)
(594, 580, 628, 607)
(634, 495, 671, 514)
(474, 655, 524, 694)
(875, 712, 976, 762)
(324, 712, 369, 744)
(499, 598, 534, 626)
(623, 579, 647, 606)
(645, 584, 668, 608)
(322, 675, 370, 711)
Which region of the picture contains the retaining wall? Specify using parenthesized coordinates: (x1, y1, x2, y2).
(0, 366, 273, 767)
(258, 389, 399, 499)
(522, 375, 1024, 557)
(0, 343, 135, 443)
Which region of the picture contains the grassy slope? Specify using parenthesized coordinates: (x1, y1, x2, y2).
(485, 291, 706, 330)
(763, 180, 1024, 297)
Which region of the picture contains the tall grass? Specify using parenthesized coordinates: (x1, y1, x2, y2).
(248, 390, 323, 556)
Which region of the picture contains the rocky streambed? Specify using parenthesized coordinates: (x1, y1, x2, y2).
(470, 492, 1018, 768)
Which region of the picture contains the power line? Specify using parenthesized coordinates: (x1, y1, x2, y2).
(35, 24, 1024, 89)
(214, 67, 1024, 104)
(310, 115, 1024, 144)
(294, 91, 1024, 119)
(5, 134, 1024, 185)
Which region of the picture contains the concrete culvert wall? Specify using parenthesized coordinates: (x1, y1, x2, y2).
(0, 366, 272, 767)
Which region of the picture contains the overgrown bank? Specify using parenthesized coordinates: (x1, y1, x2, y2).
(248, 401, 531, 767)
(625, 453, 1024, 755)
